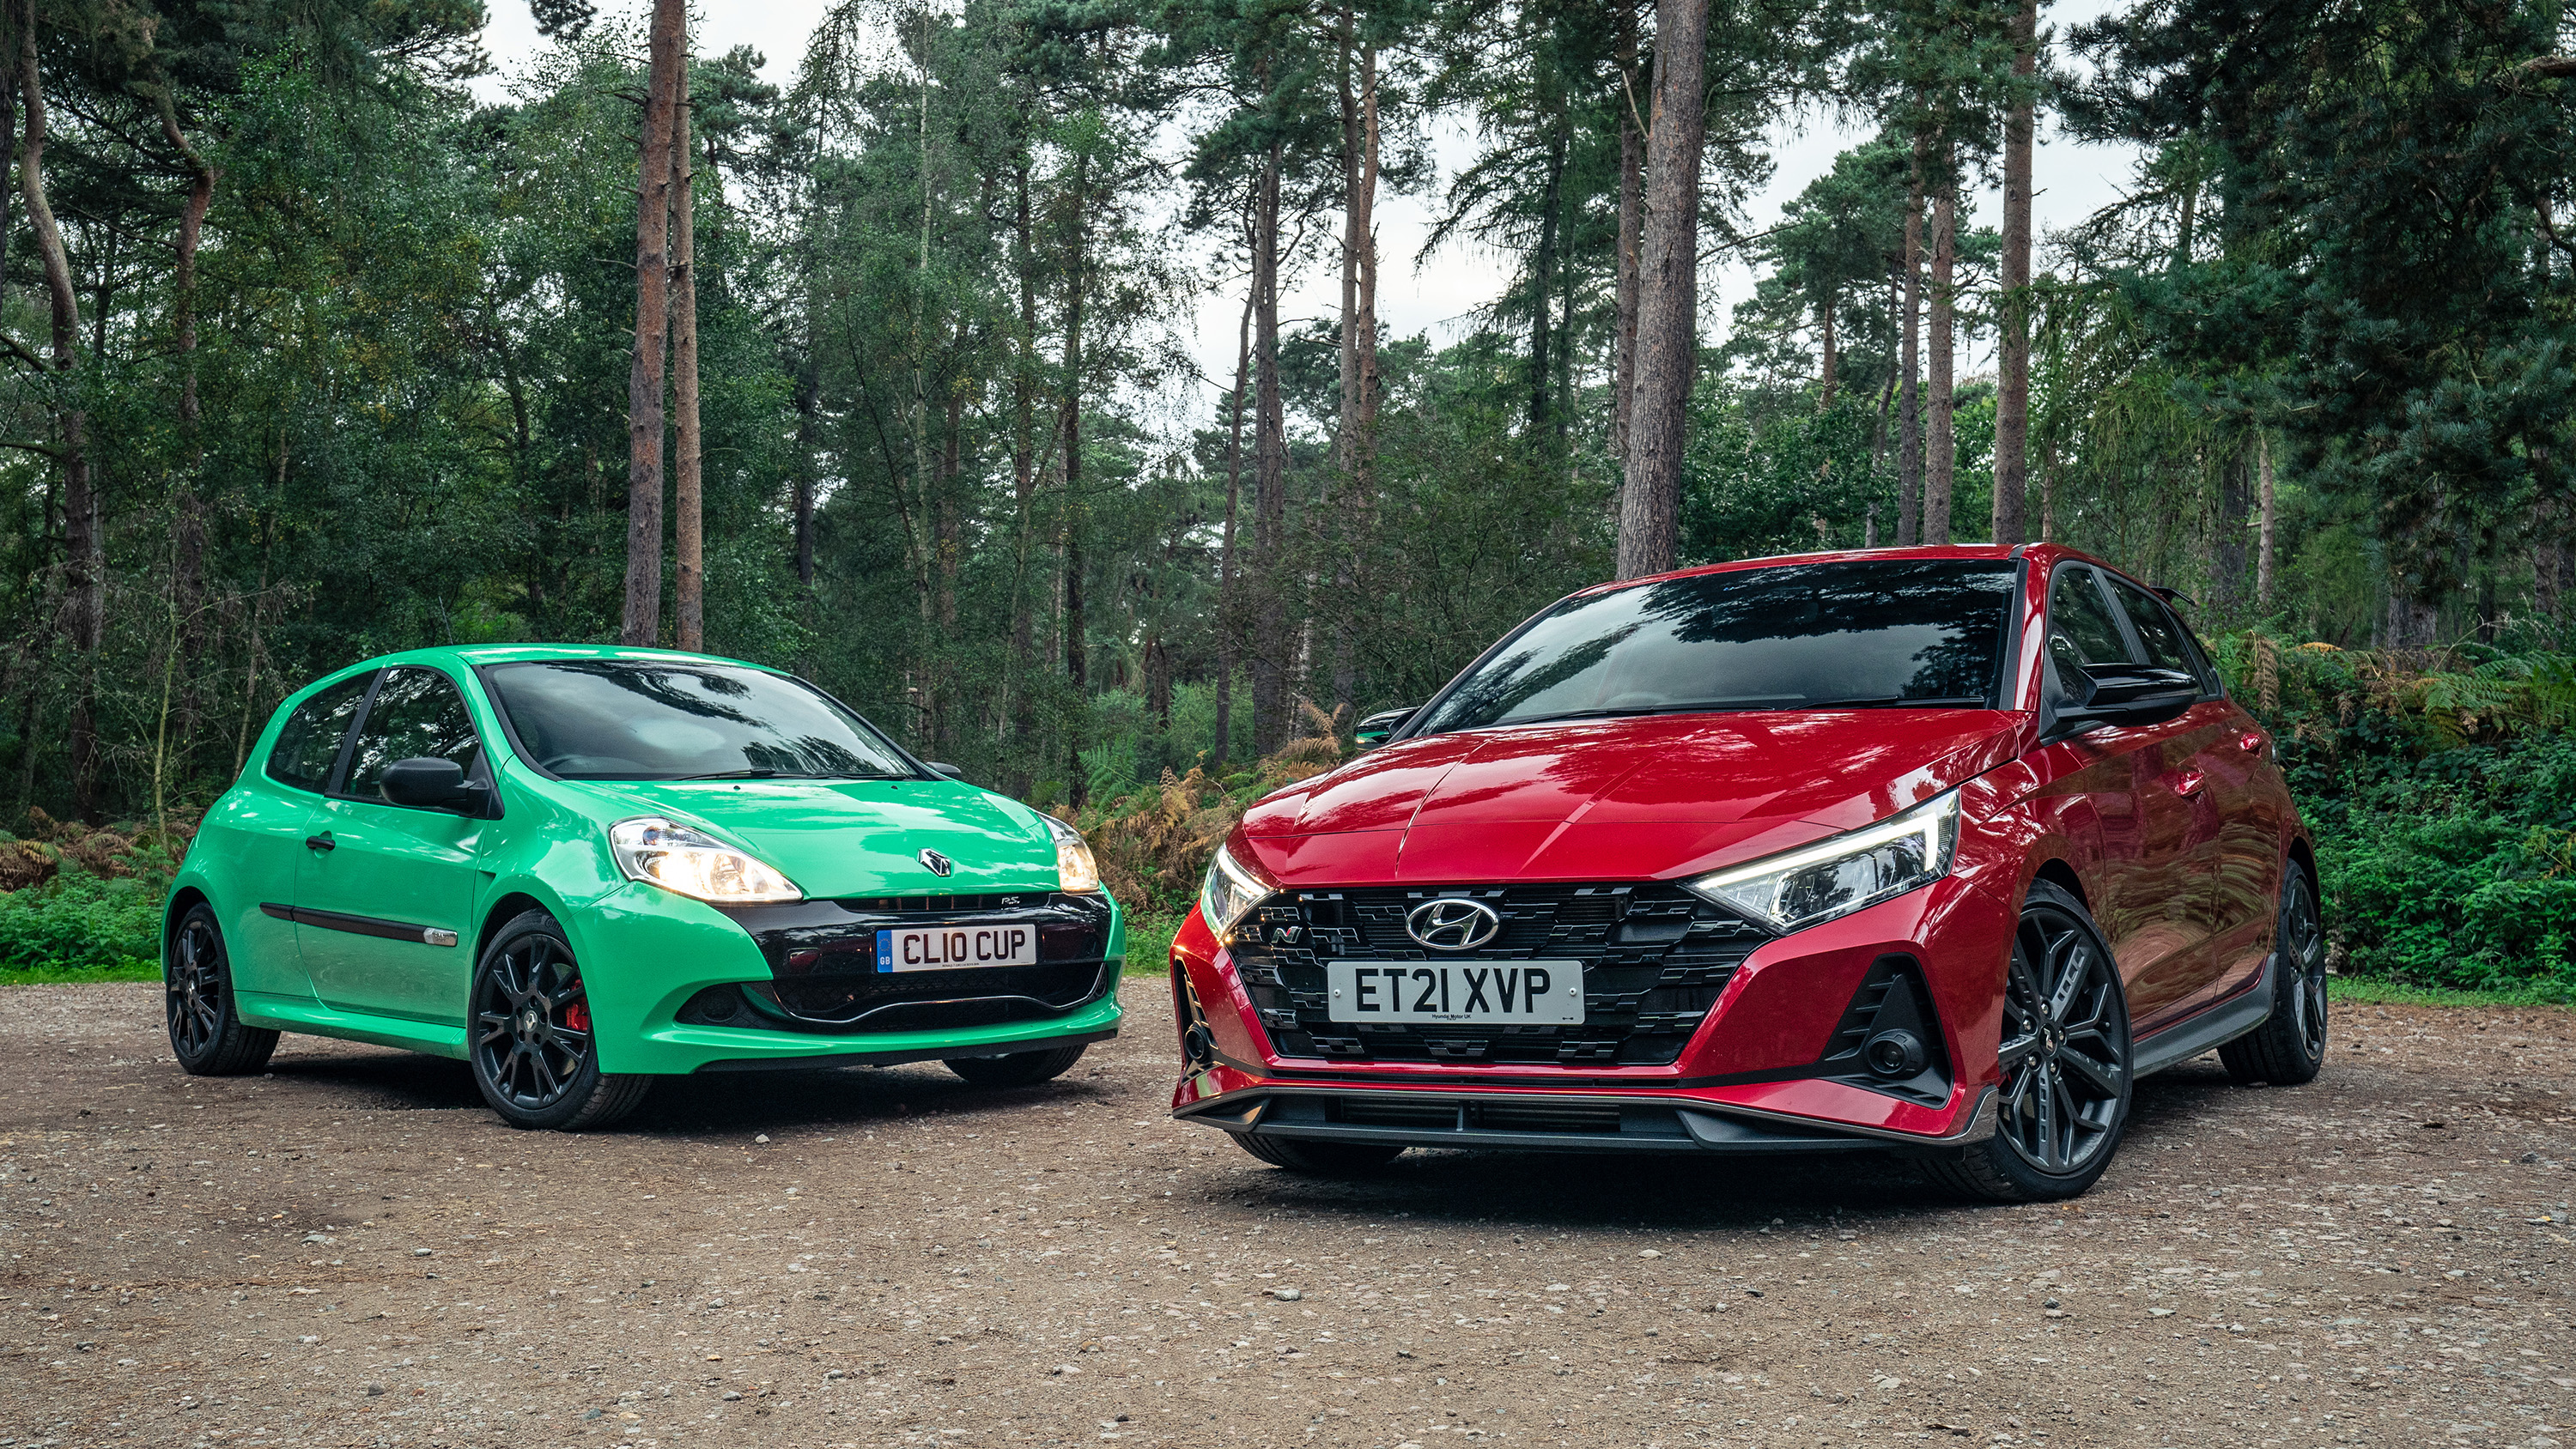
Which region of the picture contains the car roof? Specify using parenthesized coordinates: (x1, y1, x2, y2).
(334, 643, 781, 676)
(1572, 543, 2144, 598)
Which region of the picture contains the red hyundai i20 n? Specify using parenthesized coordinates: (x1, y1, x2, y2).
(1167, 545, 2326, 1201)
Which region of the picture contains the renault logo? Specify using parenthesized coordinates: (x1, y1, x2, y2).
(919, 848, 955, 877)
(1405, 897, 1502, 952)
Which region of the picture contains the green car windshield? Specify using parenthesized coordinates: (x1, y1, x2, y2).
(483, 659, 920, 781)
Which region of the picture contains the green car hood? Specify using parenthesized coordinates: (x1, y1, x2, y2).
(556, 776, 1061, 899)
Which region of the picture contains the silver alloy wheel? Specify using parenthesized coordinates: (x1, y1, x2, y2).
(1997, 900, 2129, 1175)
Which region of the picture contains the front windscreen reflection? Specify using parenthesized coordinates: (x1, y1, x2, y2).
(1411, 559, 2018, 735)
(484, 660, 920, 781)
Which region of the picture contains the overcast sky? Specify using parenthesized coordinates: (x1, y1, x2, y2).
(471, 0, 2148, 404)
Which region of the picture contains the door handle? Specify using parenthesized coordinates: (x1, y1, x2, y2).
(2170, 769, 2206, 798)
(2239, 730, 2268, 755)
(304, 831, 336, 852)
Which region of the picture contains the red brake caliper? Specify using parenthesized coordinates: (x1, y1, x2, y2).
(563, 1000, 591, 1032)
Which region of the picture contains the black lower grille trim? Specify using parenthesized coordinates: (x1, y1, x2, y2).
(713, 894, 1117, 1033)
(1223, 882, 1770, 1067)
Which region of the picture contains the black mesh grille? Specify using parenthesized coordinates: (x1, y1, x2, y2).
(714, 894, 1115, 1034)
(1224, 882, 1769, 1066)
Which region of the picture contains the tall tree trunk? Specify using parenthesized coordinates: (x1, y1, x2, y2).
(21, 5, 97, 819)
(1992, 3, 2036, 547)
(1251, 140, 1291, 754)
(671, 54, 705, 652)
(1611, 9, 1643, 464)
(1061, 152, 1091, 803)
(1615, 0, 1709, 579)
(2534, 499, 2562, 621)
(1816, 288, 1838, 409)
(2256, 429, 2277, 610)
(161, 96, 219, 751)
(620, 0, 685, 646)
(2213, 434, 2253, 611)
(1896, 130, 1927, 547)
(909, 33, 939, 750)
(1216, 285, 1252, 772)
(793, 352, 817, 590)
(1528, 118, 1566, 434)
(1924, 149, 1958, 546)
(1005, 159, 1040, 789)
(1331, 29, 1382, 722)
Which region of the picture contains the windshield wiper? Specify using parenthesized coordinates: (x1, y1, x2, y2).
(670, 768, 909, 781)
(1806, 695, 1990, 709)
(1503, 697, 1805, 726)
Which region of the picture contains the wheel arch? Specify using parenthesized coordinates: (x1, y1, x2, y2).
(2285, 834, 2318, 891)
(162, 883, 213, 955)
(474, 889, 561, 964)
(2028, 858, 2089, 916)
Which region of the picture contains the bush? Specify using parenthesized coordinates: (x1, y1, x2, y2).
(0, 867, 164, 974)
(2218, 634, 2576, 996)
(0, 809, 191, 978)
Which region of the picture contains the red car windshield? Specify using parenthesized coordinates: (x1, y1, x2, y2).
(1412, 558, 2019, 734)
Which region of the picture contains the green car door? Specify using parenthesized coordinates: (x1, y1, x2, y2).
(216, 671, 375, 1002)
(291, 666, 490, 1024)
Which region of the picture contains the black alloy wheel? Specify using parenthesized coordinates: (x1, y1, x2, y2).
(468, 910, 652, 1131)
(2220, 861, 2329, 1085)
(165, 904, 279, 1076)
(1924, 880, 2132, 1203)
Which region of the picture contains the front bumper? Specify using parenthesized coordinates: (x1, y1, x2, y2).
(1176, 1082, 1998, 1155)
(574, 882, 1124, 1075)
(1168, 868, 2014, 1151)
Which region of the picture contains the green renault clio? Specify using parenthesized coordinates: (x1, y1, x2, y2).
(163, 646, 1122, 1129)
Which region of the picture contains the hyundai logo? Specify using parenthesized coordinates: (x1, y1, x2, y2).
(1405, 897, 1502, 952)
(919, 848, 955, 877)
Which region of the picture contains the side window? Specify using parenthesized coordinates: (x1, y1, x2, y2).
(342, 667, 484, 803)
(2109, 580, 2195, 675)
(2045, 567, 2138, 676)
(2111, 580, 2222, 694)
(264, 674, 374, 794)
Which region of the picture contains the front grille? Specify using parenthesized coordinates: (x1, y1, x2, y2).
(716, 894, 1115, 1034)
(1224, 882, 1769, 1066)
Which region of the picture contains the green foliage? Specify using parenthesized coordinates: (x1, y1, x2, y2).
(0, 870, 165, 976)
(2218, 634, 2576, 994)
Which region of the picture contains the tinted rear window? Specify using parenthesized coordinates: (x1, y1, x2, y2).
(1411, 560, 2018, 735)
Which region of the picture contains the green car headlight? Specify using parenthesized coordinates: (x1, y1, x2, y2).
(1044, 815, 1103, 893)
(1684, 790, 1960, 934)
(609, 816, 803, 904)
(1198, 842, 1273, 940)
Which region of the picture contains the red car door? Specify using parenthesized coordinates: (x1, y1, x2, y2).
(2039, 564, 2218, 1027)
(2113, 579, 2281, 1013)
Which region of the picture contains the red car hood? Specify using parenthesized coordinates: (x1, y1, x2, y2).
(1235, 710, 2027, 886)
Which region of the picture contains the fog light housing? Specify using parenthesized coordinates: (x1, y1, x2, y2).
(1864, 1028, 1928, 1078)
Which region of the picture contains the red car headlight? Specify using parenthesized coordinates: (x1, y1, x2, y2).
(1685, 789, 1960, 934)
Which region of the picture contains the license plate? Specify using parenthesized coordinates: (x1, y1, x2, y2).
(874, 924, 1036, 973)
(1325, 961, 1583, 1025)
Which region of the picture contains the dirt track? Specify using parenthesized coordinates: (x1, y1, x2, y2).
(2, 981, 2572, 1449)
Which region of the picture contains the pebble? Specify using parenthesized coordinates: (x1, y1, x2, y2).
(1269, 1288, 1302, 1300)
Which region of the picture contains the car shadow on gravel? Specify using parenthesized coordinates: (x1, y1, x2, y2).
(261, 1048, 488, 1111)
(619, 1063, 1117, 1134)
(1196, 1061, 2262, 1231)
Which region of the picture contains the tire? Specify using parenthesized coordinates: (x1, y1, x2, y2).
(1230, 1133, 1407, 1174)
(2219, 859, 2328, 1086)
(943, 1044, 1087, 1088)
(468, 910, 651, 1131)
(1922, 880, 2133, 1203)
(165, 904, 280, 1076)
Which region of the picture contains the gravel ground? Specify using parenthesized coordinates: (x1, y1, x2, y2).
(3, 981, 2572, 1449)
